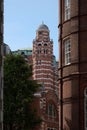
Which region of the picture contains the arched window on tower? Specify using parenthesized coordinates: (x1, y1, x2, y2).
(84, 88, 87, 129)
(37, 49, 41, 54)
(44, 43, 47, 46)
(44, 49, 48, 54)
(38, 42, 42, 46)
(38, 44, 41, 46)
(38, 31, 42, 35)
(46, 103, 56, 118)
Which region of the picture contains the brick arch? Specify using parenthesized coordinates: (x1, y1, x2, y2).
(46, 90, 58, 103)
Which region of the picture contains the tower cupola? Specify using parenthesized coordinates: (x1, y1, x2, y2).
(36, 23, 50, 42)
(37, 23, 49, 32)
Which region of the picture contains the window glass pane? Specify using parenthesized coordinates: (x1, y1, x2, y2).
(47, 103, 56, 117)
(64, 39, 71, 65)
(65, 0, 70, 20)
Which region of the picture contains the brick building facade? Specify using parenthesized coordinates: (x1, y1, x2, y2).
(58, 0, 87, 130)
(32, 23, 58, 130)
(0, 0, 3, 129)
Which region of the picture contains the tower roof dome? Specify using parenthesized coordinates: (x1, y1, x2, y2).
(37, 23, 49, 31)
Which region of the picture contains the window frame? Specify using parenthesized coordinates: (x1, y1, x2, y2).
(64, 0, 70, 21)
(37, 49, 41, 54)
(64, 38, 71, 65)
(44, 48, 48, 54)
(47, 103, 56, 118)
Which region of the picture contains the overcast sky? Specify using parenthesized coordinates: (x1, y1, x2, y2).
(4, 0, 59, 60)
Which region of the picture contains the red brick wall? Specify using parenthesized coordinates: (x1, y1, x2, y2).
(58, 0, 87, 130)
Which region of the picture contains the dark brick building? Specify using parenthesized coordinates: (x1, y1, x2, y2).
(0, 0, 3, 129)
(58, 0, 87, 130)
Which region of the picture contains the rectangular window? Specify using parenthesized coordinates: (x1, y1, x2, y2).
(64, 0, 70, 20)
(64, 39, 71, 65)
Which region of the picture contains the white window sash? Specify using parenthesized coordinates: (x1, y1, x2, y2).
(65, 39, 71, 65)
(65, 0, 70, 20)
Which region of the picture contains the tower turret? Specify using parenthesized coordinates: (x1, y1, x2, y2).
(32, 23, 54, 91)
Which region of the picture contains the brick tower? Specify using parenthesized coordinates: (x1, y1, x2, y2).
(32, 23, 58, 130)
(33, 23, 54, 90)
(0, 0, 3, 129)
(58, 0, 87, 130)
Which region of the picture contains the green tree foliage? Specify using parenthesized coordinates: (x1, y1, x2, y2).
(4, 54, 41, 130)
